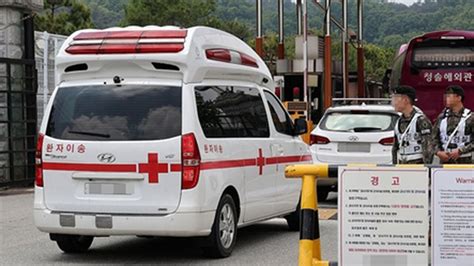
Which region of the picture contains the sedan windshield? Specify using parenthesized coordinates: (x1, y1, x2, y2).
(320, 112, 399, 132)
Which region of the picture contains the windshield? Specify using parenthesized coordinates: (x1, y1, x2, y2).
(46, 85, 182, 141)
(320, 112, 399, 132)
(412, 39, 474, 69)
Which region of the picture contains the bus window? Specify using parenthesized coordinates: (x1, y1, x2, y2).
(412, 40, 474, 69)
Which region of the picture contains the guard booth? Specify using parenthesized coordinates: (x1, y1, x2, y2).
(0, 0, 42, 187)
(276, 35, 324, 125)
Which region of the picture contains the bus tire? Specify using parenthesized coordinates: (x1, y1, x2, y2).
(203, 194, 237, 258)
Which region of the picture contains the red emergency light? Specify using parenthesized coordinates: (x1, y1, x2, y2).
(66, 30, 187, 54)
(205, 48, 258, 68)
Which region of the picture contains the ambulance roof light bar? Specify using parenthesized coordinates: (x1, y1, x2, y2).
(65, 30, 188, 55)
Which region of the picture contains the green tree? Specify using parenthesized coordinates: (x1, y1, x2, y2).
(439, 4, 474, 30)
(333, 40, 395, 82)
(122, 0, 252, 41)
(35, 0, 95, 35)
(82, 0, 128, 29)
(363, 43, 395, 81)
(211, 19, 253, 40)
(122, 0, 217, 27)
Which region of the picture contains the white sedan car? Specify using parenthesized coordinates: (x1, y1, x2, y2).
(310, 102, 400, 201)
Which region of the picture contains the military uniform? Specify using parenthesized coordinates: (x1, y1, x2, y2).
(433, 107, 473, 164)
(392, 108, 434, 164)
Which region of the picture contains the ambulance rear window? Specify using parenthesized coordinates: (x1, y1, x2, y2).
(46, 85, 181, 141)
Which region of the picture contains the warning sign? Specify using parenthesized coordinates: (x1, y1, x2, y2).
(432, 168, 474, 266)
(338, 167, 429, 266)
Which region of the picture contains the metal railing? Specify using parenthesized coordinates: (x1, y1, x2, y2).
(0, 57, 37, 187)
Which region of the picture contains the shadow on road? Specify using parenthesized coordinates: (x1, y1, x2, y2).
(47, 220, 296, 264)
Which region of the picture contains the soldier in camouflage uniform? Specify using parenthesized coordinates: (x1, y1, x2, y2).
(433, 86, 473, 164)
(392, 86, 434, 164)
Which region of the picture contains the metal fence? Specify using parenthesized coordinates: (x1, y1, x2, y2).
(0, 58, 37, 186)
(34, 31, 67, 128)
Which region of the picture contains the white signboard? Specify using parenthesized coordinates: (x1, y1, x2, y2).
(339, 167, 429, 266)
(432, 168, 474, 266)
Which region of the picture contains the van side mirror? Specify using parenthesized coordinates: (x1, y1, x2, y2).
(294, 118, 308, 135)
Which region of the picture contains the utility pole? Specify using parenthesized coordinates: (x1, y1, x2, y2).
(303, 0, 309, 117)
(357, 0, 365, 97)
(342, 0, 349, 97)
(296, 0, 302, 35)
(256, 0, 263, 57)
(278, 0, 285, 59)
(323, 0, 332, 109)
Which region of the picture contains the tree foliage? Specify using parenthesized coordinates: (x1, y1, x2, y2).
(123, 0, 216, 28)
(35, 0, 94, 35)
(82, 0, 127, 29)
(38, 0, 472, 82)
(121, 0, 251, 40)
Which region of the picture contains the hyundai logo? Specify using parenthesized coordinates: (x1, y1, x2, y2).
(348, 136, 359, 142)
(97, 153, 116, 163)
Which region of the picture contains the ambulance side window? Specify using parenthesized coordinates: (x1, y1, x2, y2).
(264, 91, 294, 136)
(195, 86, 269, 138)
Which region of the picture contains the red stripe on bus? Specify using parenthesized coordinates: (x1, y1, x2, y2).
(43, 162, 137, 172)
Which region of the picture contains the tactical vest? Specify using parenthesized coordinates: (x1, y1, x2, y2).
(395, 112, 423, 162)
(440, 108, 472, 159)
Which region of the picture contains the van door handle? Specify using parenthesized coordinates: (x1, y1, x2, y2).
(271, 144, 284, 172)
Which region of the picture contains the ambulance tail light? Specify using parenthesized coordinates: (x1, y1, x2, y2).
(310, 135, 330, 145)
(379, 137, 395, 146)
(182, 133, 201, 190)
(205, 49, 231, 62)
(206, 48, 259, 68)
(35, 134, 44, 187)
(239, 52, 258, 68)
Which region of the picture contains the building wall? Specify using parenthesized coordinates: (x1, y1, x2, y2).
(0, 0, 43, 186)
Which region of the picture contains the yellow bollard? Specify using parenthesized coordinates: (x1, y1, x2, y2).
(442, 164, 474, 169)
(299, 174, 316, 265)
(285, 164, 329, 178)
(286, 164, 332, 266)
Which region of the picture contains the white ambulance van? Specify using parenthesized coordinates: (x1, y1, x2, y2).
(34, 26, 312, 258)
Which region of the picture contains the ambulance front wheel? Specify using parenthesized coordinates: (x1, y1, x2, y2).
(203, 194, 237, 258)
(51, 234, 94, 253)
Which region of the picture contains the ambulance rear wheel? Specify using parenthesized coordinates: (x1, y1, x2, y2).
(203, 194, 237, 258)
(53, 234, 94, 253)
(285, 204, 300, 231)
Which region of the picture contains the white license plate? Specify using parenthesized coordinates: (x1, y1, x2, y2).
(337, 142, 370, 153)
(84, 183, 132, 195)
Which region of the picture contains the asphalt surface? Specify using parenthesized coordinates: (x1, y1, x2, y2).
(1, 191, 339, 265)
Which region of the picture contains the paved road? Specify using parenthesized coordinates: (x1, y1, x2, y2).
(1, 191, 338, 265)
